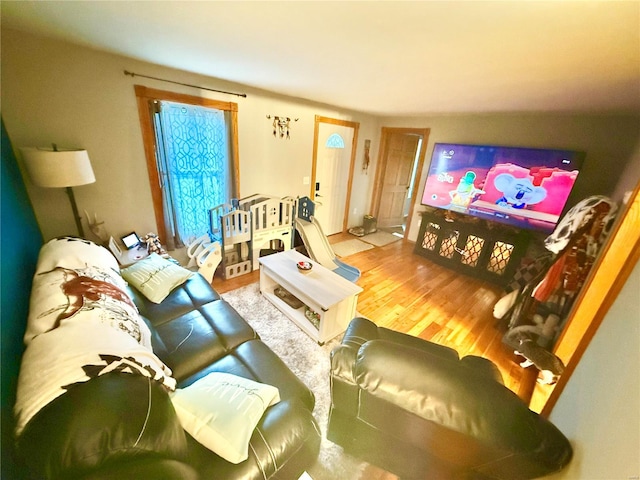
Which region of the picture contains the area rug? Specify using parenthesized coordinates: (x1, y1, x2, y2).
(332, 238, 374, 258)
(221, 283, 367, 480)
(360, 230, 401, 247)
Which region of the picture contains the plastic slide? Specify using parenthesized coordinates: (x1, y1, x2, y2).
(295, 216, 361, 283)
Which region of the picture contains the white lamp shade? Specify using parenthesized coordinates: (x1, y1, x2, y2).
(20, 147, 95, 188)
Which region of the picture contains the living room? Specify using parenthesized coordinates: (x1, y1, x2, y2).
(1, 2, 639, 479)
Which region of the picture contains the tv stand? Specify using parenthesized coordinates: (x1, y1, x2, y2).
(414, 210, 530, 285)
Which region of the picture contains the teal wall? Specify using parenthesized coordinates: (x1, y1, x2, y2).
(1, 118, 43, 477)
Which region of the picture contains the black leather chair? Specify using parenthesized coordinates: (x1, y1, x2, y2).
(328, 317, 572, 480)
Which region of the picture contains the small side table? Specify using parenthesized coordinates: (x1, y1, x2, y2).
(109, 236, 149, 267)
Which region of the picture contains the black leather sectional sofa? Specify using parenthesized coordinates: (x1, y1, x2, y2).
(14, 238, 320, 480)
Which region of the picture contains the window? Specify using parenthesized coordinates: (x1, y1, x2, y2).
(135, 86, 239, 249)
(325, 133, 345, 148)
(153, 100, 230, 245)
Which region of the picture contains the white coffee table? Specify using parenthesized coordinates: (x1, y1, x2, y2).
(259, 249, 362, 345)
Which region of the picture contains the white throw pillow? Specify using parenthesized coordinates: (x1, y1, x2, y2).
(120, 253, 192, 304)
(170, 372, 280, 464)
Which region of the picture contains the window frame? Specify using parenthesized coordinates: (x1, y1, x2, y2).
(134, 85, 240, 239)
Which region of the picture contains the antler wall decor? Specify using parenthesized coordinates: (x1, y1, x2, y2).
(84, 210, 110, 245)
(266, 115, 299, 139)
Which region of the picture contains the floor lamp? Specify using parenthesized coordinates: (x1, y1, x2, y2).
(21, 146, 96, 237)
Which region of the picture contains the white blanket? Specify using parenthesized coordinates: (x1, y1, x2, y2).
(15, 317, 176, 436)
(15, 237, 176, 436)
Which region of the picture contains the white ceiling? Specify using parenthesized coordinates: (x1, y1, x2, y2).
(2, 1, 639, 116)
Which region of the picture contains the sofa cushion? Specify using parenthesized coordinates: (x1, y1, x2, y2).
(179, 339, 316, 412)
(121, 253, 193, 304)
(154, 304, 254, 380)
(171, 372, 280, 464)
(130, 276, 258, 381)
(129, 273, 222, 323)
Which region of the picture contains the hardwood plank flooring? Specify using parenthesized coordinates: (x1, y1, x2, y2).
(212, 232, 536, 480)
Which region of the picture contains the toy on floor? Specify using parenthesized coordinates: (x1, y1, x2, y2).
(209, 202, 252, 279)
(185, 234, 222, 283)
(294, 196, 360, 282)
(207, 193, 358, 281)
(142, 232, 167, 256)
(209, 194, 297, 279)
(238, 194, 295, 270)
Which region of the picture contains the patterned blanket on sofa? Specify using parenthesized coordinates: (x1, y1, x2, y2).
(14, 238, 176, 435)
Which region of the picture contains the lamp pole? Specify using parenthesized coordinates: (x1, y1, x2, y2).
(65, 186, 84, 237)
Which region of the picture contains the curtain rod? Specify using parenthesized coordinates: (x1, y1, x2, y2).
(124, 70, 247, 98)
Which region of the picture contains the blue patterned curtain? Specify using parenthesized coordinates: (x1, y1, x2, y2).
(154, 101, 231, 248)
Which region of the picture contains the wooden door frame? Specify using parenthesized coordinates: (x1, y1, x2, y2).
(371, 127, 430, 239)
(133, 85, 240, 237)
(311, 115, 359, 233)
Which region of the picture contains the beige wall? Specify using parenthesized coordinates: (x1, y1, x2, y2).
(544, 260, 640, 479)
(3, 28, 638, 245)
(1, 28, 380, 241)
(612, 141, 640, 202)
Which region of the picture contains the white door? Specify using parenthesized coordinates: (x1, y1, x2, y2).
(314, 123, 354, 235)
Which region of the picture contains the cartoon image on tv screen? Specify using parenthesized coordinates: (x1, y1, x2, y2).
(493, 173, 547, 209)
(449, 171, 485, 208)
(421, 144, 583, 233)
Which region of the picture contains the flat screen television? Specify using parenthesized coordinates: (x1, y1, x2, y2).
(420, 143, 585, 234)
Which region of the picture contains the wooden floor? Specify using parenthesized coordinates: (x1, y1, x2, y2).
(212, 232, 537, 480)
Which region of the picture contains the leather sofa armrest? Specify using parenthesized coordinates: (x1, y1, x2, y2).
(330, 345, 358, 384)
(330, 317, 382, 383)
(17, 373, 188, 480)
(341, 317, 383, 349)
(79, 459, 198, 480)
(460, 353, 504, 384)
